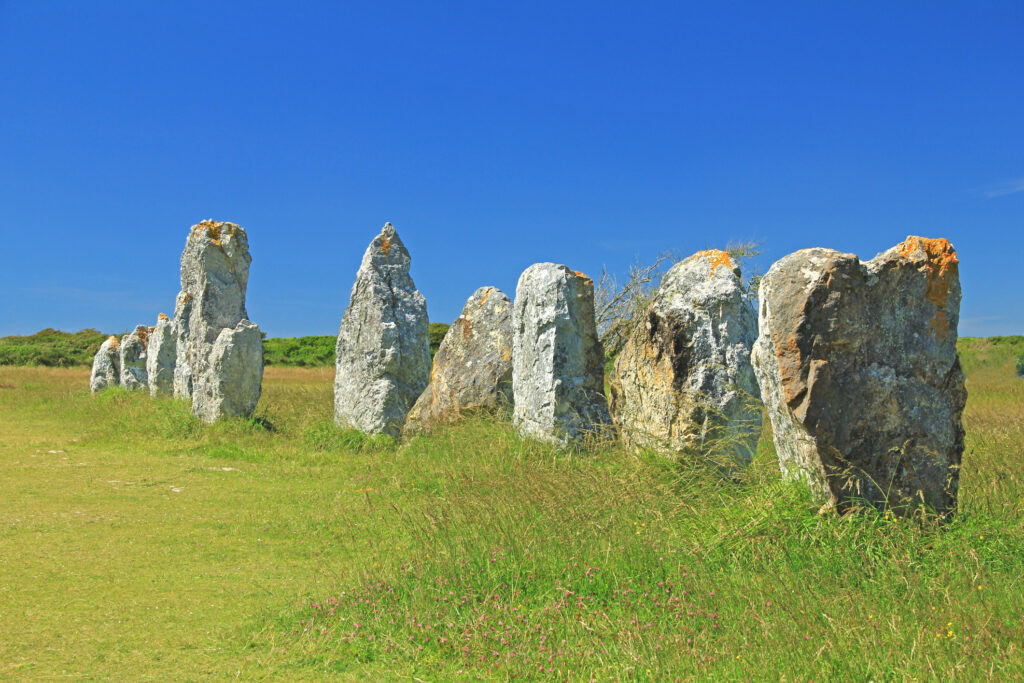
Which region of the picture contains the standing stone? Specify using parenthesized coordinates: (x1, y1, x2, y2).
(405, 286, 513, 433)
(175, 220, 264, 421)
(89, 336, 121, 393)
(118, 325, 150, 391)
(172, 291, 194, 399)
(512, 263, 611, 445)
(609, 250, 761, 464)
(334, 223, 430, 437)
(146, 313, 176, 396)
(192, 320, 264, 423)
(751, 236, 966, 516)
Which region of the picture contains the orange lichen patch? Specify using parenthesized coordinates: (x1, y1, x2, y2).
(158, 313, 169, 321)
(572, 270, 592, 283)
(693, 249, 733, 275)
(898, 236, 959, 339)
(107, 335, 120, 349)
(137, 326, 151, 347)
(380, 235, 393, 256)
(191, 219, 242, 247)
(477, 288, 491, 309)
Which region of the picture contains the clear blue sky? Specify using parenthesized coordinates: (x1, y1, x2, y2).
(1, 1, 1021, 337)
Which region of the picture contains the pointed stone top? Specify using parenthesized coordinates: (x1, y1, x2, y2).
(360, 222, 411, 270)
(158, 313, 169, 321)
(106, 335, 119, 349)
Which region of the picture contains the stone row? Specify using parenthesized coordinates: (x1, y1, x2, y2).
(89, 220, 264, 424)
(334, 226, 964, 516)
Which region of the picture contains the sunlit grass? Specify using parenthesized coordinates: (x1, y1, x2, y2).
(1, 347, 1022, 678)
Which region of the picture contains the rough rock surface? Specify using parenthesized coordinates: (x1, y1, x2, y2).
(334, 223, 430, 437)
(146, 313, 176, 396)
(118, 325, 150, 391)
(89, 336, 121, 393)
(192, 320, 264, 423)
(405, 286, 513, 432)
(512, 263, 611, 445)
(173, 220, 264, 420)
(172, 291, 194, 399)
(751, 236, 966, 516)
(609, 250, 761, 463)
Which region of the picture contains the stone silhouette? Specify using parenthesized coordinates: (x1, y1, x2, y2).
(146, 313, 176, 396)
(118, 325, 150, 391)
(405, 286, 513, 433)
(609, 250, 761, 464)
(334, 223, 430, 437)
(89, 336, 121, 393)
(752, 236, 966, 516)
(174, 220, 264, 422)
(512, 263, 611, 445)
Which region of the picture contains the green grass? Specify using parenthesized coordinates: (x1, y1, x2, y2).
(1, 340, 1022, 678)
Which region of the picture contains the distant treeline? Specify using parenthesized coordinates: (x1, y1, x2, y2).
(0, 323, 453, 368)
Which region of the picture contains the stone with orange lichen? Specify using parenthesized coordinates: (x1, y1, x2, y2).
(608, 250, 760, 465)
(751, 237, 966, 517)
(118, 325, 149, 391)
(405, 286, 513, 434)
(335, 223, 430, 437)
(512, 263, 611, 445)
(89, 336, 121, 393)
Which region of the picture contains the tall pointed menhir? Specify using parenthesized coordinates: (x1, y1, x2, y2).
(334, 223, 431, 437)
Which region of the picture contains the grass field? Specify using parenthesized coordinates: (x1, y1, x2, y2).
(1, 339, 1022, 679)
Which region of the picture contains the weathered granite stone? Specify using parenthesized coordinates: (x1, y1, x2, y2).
(512, 263, 611, 445)
(118, 325, 149, 391)
(89, 336, 121, 393)
(751, 236, 966, 516)
(334, 223, 430, 437)
(192, 320, 264, 423)
(146, 313, 176, 396)
(609, 250, 761, 464)
(172, 291, 194, 399)
(173, 220, 263, 420)
(405, 286, 513, 433)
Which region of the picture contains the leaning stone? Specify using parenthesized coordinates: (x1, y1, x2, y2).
(172, 291, 194, 399)
(118, 325, 149, 391)
(512, 263, 611, 445)
(146, 313, 176, 396)
(192, 320, 264, 424)
(89, 336, 121, 393)
(751, 236, 966, 516)
(609, 250, 761, 464)
(334, 223, 431, 437)
(405, 286, 513, 433)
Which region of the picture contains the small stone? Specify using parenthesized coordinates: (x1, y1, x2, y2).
(89, 336, 120, 393)
(146, 314, 176, 396)
(609, 250, 761, 464)
(751, 236, 966, 516)
(405, 286, 513, 433)
(334, 223, 430, 437)
(118, 326, 149, 391)
(512, 263, 611, 445)
(192, 320, 264, 424)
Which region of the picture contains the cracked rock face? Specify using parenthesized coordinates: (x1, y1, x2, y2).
(174, 220, 264, 421)
(512, 263, 611, 445)
(89, 336, 121, 393)
(608, 250, 761, 464)
(172, 291, 194, 399)
(334, 223, 431, 437)
(118, 325, 150, 391)
(192, 320, 264, 424)
(405, 286, 513, 433)
(146, 314, 176, 396)
(751, 236, 966, 516)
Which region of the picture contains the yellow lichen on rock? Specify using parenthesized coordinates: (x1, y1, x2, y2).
(108, 335, 119, 349)
(158, 313, 169, 321)
(381, 235, 393, 256)
(898, 236, 959, 339)
(693, 249, 733, 275)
